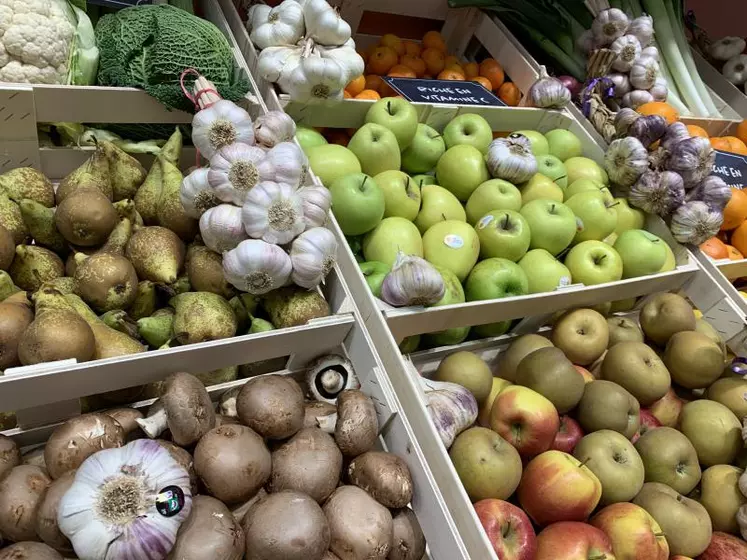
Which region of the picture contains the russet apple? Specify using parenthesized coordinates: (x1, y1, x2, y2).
(518, 451, 602, 526)
(552, 415, 584, 454)
(466, 179, 522, 225)
(649, 387, 684, 427)
(475, 499, 537, 560)
(697, 531, 747, 560)
(679, 399, 742, 467)
(536, 521, 615, 560)
(634, 427, 701, 495)
(348, 123, 401, 176)
(489, 385, 559, 458)
(600, 341, 670, 405)
(591, 502, 669, 560)
(577, 380, 640, 439)
(478, 377, 512, 427)
(545, 129, 584, 162)
(422, 220, 480, 282)
(606, 316, 644, 347)
(706, 376, 747, 419)
(552, 308, 609, 366)
(496, 334, 554, 382)
(436, 145, 490, 201)
(364, 97, 418, 149)
(699, 464, 747, 534)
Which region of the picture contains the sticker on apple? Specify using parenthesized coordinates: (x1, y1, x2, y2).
(477, 215, 494, 229)
(558, 276, 571, 288)
(444, 234, 464, 249)
(575, 217, 584, 232)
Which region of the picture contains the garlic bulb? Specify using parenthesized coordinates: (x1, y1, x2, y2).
(609, 73, 632, 98)
(298, 184, 332, 228)
(223, 239, 292, 294)
(629, 57, 659, 90)
(527, 66, 571, 109)
(688, 175, 732, 212)
(58, 439, 192, 560)
(649, 77, 669, 102)
(380, 252, 445, 307)
(208, 143, 274, 206)
(258, 141, 309, 188)
(487, 134, 537, 184)
(318, 42, 366, 84)
(661, 122, 691, 151)
(304, 0, 352, 47)
(199, 204, 249, 254)
(666, 137, 715, 189)
(723, 54, 747, 86)
(414, 370, 478, 449)
(279, 55, 346, 102)
(592, 9, 630, 46)
(250, 1, 305, 50)
(253, 111, 296, 148)
(576, 30, 596, 55)
(604, 137, 649, 187)
(615, 108, 641, 137)
(246, 3, 272, 33)
(670, 201, 723, 245)
(627, 114, 668, 148)
(242, 181, 306, 244)
(257, 45, 304, 83)
(639, 46, 660, 63)
(610, 35, 642, 72)
(710, 37, 747, 62)
(290, 227, 338, 288)
(628, 15, 654, 47)
(629, 170, 685, 216)
(192, 100, 255, 160)
(622, 89, 654, 109)
(180, 168, 221, 219)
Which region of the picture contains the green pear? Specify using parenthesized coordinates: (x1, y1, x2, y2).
(262, 286, 331, 329)
(100, 218, 134, 255)
(126, 226, 185, 284)
(249, 317, 275, 334)
(137, 308, 174, 348)
(56, 145, 113, 204)
(128, 280, 157, 320)
(100, 310, 140, 340)
(101, 140, 147, 201)
(170, 292, 237, 345)
(0, 192, 28, 245)
(9, 245, 64, 292)
(186, 243, 236, 299)
(134, 158, 164, 226)
(0, 167, 55, 207)
(157, 158, 198, 240)
(159, 127, 183, 167)
(18, 199, 68, 255)
(0, 271, 18, 301)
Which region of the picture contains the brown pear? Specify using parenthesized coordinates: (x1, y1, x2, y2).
(18, 199, 68, 255)
(56, 146, 113, 204)
(126, 226, 185, 284)
(0, 192, 28, 245)
(9, 245, 64, 292)
(0, 167, 55, 207)
(74, 252, 139, 312)
(0, 224, 13, 271)
(186, 244, 236, 299)
(100, 141, 146, 201)
(56, 188, 118, 247)
(0, 296, 33, 369)
(157, 158, 198, 240)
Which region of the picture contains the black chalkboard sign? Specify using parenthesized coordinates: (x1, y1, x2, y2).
(382, 77, 506, 107)
(713, 150, 747, 188)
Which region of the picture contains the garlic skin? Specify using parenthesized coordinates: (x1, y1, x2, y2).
(209, 144, 274, 206)
(304, 0, 352, 47)
(661, 122, 691, 151)
(527, 66, 572, 109)
(629, 170, 685, 216)
(279, 55, 346, 103)
(58, 439, 192, 560)
(610, 35, 642, 72)
(670, 201, 723, 245)
(199, 204, 249, 254)
(250, 0, 305, 50)
(649, 77, 669, 102)
(688, 175, 732, 212)
(711, 37, 747, 62)
(192, 100, 255, 160)
(222, 239, 292, 294)
(592, 9, 630, 46)
(258, 141, 309, 188)
(639, 46, 660, 63)
(629, 57, 659, 90)
(253, 111, 297, 148)
(628, 15, 654, 47)
(242, 181, 306, 244)
(180, 168, 221, 219)
(246, 3, 272, 33)
(257, 45, 304, 83)
(614, 107, 640, 137)
(622, 89, 654, 109)
(381, 252, 445, 307)
(609, 73, 632, 98)
(318, 41, 365, 84)
(666, 137, 715, 189)
(604, 137, 649, 188)
(627, 114, 668, 148)
(298, 185, 332, 229)
(723, 54, 747, 86)
(290, 227, 338, 288)
(487, 134, 538, 184)
(416, 372, 478, 449)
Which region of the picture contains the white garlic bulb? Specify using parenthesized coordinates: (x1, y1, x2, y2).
(486, 134, 538, 184)
(279, 55, 346, 103)
(710, 36, 747, 62)
(608, 73, 632, 98)
(527, 67, 572, 109)
(199, 204, 249, 254)
(223, 239, 292, 294)
(180, 168, 221, 219)
(58, 439, 192, 560)
(604, 137, 649, 188)
(622, 89, 654, 109)
(242, 181, 306, 244)
(208, 143, 274, 206)
(250, 0, 305, 50)
(192, 100, 255, 160)
(304, 0, 352, 47)
(290, 227, 338, 288)
(246, 3, 272, 33)
(650, 77, 669, 102)
(298, 184, 332, 229)
(628, 15, 654, 47)
(610, 35, 642, 72)
(258, 141, 309, 188)
(257, 45, 304, 83)
(592, 8, 630, 46)
(254, 111, 297, 148)
(639, 46, 660, 63)
(629, 57, 659, 90)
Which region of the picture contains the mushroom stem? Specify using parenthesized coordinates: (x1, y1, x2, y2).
(320, 369, 344, 394)
(316, 412, 337, 434)
(135, 406, 168, 439)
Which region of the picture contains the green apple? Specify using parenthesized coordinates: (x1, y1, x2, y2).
(329, 173, 385, 236)
(436, 145, 490, 202)
(348, 123, 401, 177)
(474, 210, 530, 262)
(565, 240, 623, 285)
(307, 144, 362, 187)
(473, 321, 512, 339)
(422, 266, 470, 347)
(412, 174, 436, 187)
(515, 130, 550, 156)
(565, 157, 608, 186)
(359, 261, 390, 298)
(442, 113, 493, 154)
(401, 124, 446, 174)
(519, 249, 572, 293)
(399, 335, 421, 353)
(465, 179, 522, 225)
(362, 217, 423, 266)
(520, 199, 577, 256)
(364, 97, 418, 150)
(415, 184, 466, 234)
(660, 242, 677, 272)
(422, 220, 480, 282)
(520, 173, 564, 205)
(295, 126, 328, 153)
(564, 178, 604, 201)
(536, 154, 568, 189)
(545, 129, 583, 162)
(374, 170, 421, 221)
(613, 197, 646, 235)
(565, 190, 618, 243)
(465, 258, 529, 301)
(613, 229, 667, 278)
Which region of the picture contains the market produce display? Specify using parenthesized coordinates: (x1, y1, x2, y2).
(409, 293, 747, 559)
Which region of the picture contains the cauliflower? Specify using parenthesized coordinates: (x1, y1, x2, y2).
(0, 0, 98, 85)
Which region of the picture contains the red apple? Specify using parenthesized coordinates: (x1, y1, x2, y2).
(536, 521, 615, 560)
(474, 499, 537, 560)
(574, 365, 596, 383)
(489, 385, 560, 458)
(649, 387, 684, 427)
(631, 409, 663, 444)
(518, 450, 602, 526)
(552, 415, 584, 454)
(697, 532, 747, 559)
(591, 502, 669, 560)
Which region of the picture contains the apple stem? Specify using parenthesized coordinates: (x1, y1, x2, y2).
(654, 532, 666, 538)
(550, 204, 555, 213)
(387, 100, 393, 115)
(608, 202, 621, 208)
(441, 213, 447, 221)
(577, 457, 591, 468)
(361, 176, 368, 191)
(503, 213, 510, 229)
(502, 521, 511, 539)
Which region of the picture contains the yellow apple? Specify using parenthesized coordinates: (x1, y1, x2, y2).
(591, 502, 669, 560)
(478, 377, 512, 427)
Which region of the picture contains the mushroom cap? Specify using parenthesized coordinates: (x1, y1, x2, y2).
(347, 451, 413, 509)
(156, 440, 199, 496)
(335, 390, 379, 458)
(35, 470, 75, 552)
(303, 401, 337, 430)
(104, 408, 144, 437)
(161, 372, 216, 447)
(389, 508, 426, 560)
(0, 465, 51, 542)
(169, 495, 244, 560)
(0, 434, 20, 481)
(306, 355, 359, 404)
(0, 542, 64, 559)
(236, 375, 304, 440)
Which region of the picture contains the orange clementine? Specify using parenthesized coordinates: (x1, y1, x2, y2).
(364, 75, 386, 95)
(343, 90, 352, 99)
(403, 40, 421, 57)
(437, 69, 465, 81)
(480, 61, 505, 91)
(422, 74, 434, 79)
(380, 34, 405, 56)
(355, 89, 381, 100)
(444, 63, 464, 75)
(727, 245, 744, 260)
(422, 30, 447, 52)
(326, 129, 350, 146)
(422, 48, 446, 76)
(345, 75, 366, 97)
(400, 55, 426, 77)
(637, 101, 679, 124)
(444, 55, 461, 67)
(367, 46, 398, 75)
(731, 220, 747, 257)
(722, 187, 747, 231)
(724, 136, 747, 155)
(686, 125, 709, 138)
(737, 119, 747, 146)
(472, 76, 493, 90)
(463, 62, 479, 79)
(498, 82, 521, 106)
(479, 58, 501, 74)
(710, 137, 732, 151)
(700, 237, 729, 259)
(388, 65, 417, 78)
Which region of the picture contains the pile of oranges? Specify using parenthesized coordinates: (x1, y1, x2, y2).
(344, 30, 522, 105)
(701, 187, 747, 262)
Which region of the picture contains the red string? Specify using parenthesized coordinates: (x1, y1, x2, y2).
(179, 68, 201, 110)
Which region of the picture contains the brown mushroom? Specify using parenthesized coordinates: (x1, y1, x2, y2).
(35, 470, 75, 553)
(0, 435, 20, 481)
(0, 542, 63, 559)
(303, 401, 337, 429)
(347, 452, 413, 508)
(0, 465, 51, 541)
(306, 355, 359, 403)
(44, 413, 124, 478)
(389, 508, 426, 560)
(136, 372, 216, 446)
(193, 425, 271, 505)
(155, 440, 199, 495)
(104, 408, 144, 438)
(236, 375, 304, 439)
(334, 390, 379, 458)
(168, 495, 244, 560)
